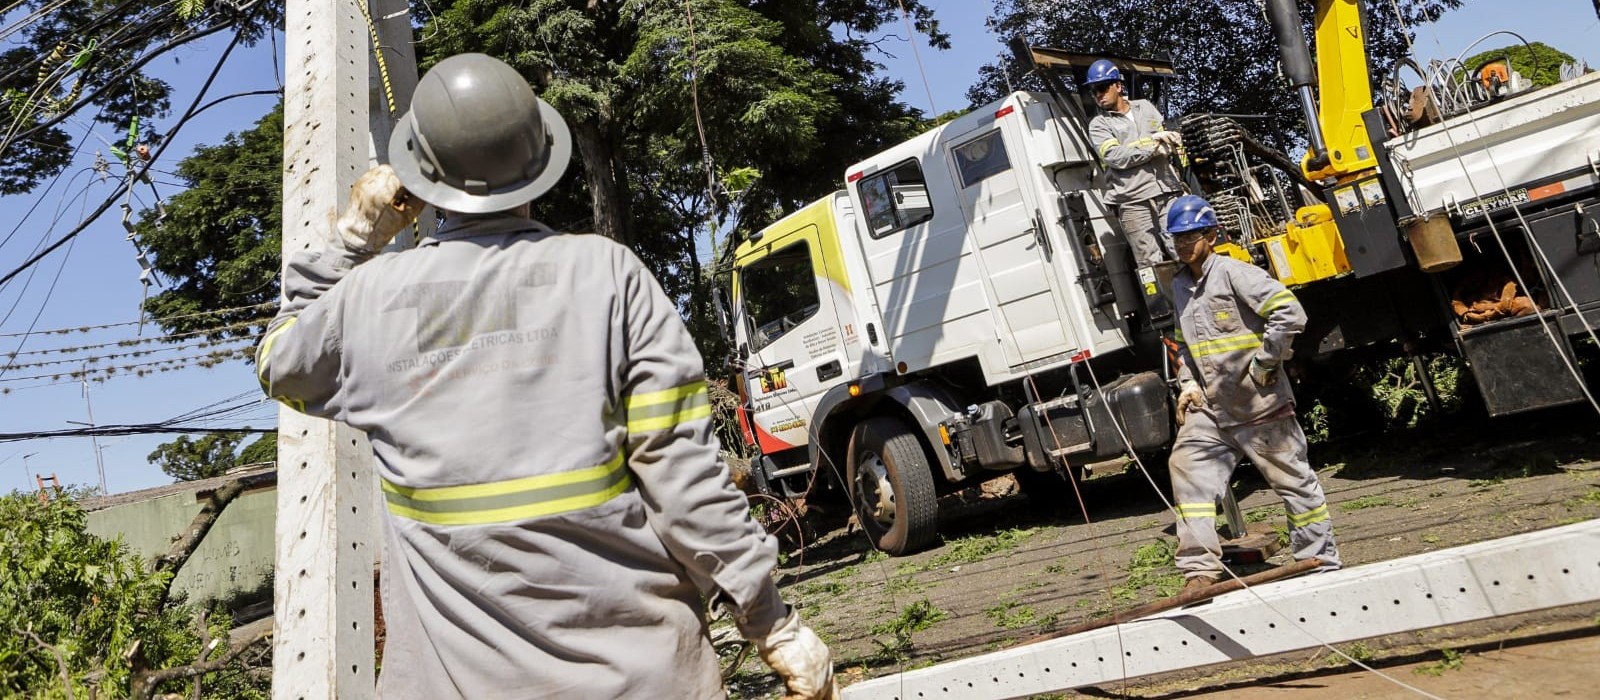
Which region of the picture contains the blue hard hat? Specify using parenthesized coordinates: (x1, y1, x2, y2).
(1084, 59, 1123, 85)
(1165, 195, 1219, 236)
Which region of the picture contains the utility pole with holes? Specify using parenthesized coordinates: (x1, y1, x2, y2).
(275, 0, 420, 696)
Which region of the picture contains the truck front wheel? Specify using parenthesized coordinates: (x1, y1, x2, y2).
(846, 416, 938, 555)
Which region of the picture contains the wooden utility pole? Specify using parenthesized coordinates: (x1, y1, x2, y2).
(275, 1, 420, 696)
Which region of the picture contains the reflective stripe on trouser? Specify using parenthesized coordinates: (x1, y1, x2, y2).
(1116, 192, 1178, 266)
(1167, 410, 1340, 578)
(381, 452, 632, 525)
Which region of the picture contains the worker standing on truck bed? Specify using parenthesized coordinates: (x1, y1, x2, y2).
(1084, 58, 1186, 269)
(255, 53, 834, 699)
(1163, 194, 1342, 594)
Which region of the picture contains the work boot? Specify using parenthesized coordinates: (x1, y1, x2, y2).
(1181, 575, 1219, 597)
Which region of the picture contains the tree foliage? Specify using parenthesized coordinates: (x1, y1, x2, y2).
(0, 0, 282, 195)
(136, 104, 284, 338)
(418, 0, 945, 359)
(147, 432, 251, 481)
(140, 2, 951, 366)
(1464, 42, 1579, 89)
(237, 432, 277, 466)
(0, 493, 267, 698)
(971, 0, 1463, 152)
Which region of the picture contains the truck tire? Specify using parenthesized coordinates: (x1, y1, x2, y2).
(846, 416, 939, 555)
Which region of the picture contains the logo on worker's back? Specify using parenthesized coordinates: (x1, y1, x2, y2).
(386, 264, 557, 354)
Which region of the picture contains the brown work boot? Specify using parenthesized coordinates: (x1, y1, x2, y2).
(1180, 575, 1219, 597)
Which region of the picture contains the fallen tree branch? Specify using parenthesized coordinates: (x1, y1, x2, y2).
(128, 626, 273, 700)
(154, 477, 246, 583)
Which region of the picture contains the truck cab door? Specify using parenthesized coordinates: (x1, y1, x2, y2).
(947, 113, 1077, 367)
(733, 224, 853, 454)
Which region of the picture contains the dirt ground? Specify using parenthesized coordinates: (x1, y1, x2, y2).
(723, 403, 1600, 698)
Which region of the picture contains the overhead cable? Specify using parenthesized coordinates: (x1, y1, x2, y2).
(0, 302, 276, 338)
(2, 317, 269, 358)
(0, 334, 251, 371)
(0, 27, 246, 289)
(0, 346, 250, 383)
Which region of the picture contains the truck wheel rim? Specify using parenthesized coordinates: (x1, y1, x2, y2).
(856, 451, 896, 527)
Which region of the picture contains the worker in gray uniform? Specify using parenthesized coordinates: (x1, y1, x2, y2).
(1163, 194, 1341, 594)
(256, 53, 834, 699)
(1084, 58, 1186, 270)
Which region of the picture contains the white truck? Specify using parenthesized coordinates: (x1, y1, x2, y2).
(720, 83, 1176, 554)
(717, 37, 1600, 555)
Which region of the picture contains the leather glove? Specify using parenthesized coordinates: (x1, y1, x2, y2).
(1175, 380, 1204, 426)
(1153, 130, 1184, 149)
(337, 164, 424, 253)
(752, 608, 838, 700)
(1248, 355, 1279, 387)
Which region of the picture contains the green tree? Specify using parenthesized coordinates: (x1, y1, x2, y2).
(134, 104, 283, 339)
(147, 432, 244, 481)
(419, 1, 944, 361)
(0, 493, 269, 698)
(237, 432, 277, 466)
(0, 0, 282, 195)
(971, 0, 1462, 151)
(140, 2, 948, 366)
(1464, 42, 1578, 89)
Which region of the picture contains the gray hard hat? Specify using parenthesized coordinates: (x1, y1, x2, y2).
(388, 53, 572, 214)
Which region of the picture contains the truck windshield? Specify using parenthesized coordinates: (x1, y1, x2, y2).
(741, 241, 821, 353)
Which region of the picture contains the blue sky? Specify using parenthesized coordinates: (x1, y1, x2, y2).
(2, 1, 1597, 495)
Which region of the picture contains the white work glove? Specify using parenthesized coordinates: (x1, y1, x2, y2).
(337, 164, 424, 253)
(1153, 130, 1184, 149)
(1248, 355, 1279, 387)
(1175, 380, 1204, 426)
(753, 608, 838, 700)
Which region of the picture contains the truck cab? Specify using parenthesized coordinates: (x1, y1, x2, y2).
(723, 86, 1178, 554)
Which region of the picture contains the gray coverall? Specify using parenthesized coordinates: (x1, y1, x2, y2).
(1088, 98, 1185, 266)
(257, 214, 786, 698)
(1170, 253, 1341, 579)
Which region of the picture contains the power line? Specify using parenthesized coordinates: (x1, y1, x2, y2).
(0, 423, 275, 443)
(0, 334, 251, 371)
(0, 346, 251, 383)
(0, 302, 276, 338)
(0, 107, 105, 255)
(2, 316, 270, 358)
(0, 26, 247, 289)
(0, 3, 186, 155)
(0, 224, 79, 378)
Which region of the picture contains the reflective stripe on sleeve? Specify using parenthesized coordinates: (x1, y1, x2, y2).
(255, 317, 299, 391)
(1256, 290, 1298, 316)
(1189, 332, 1263, 357)
(1287, 504, 1330, 527)
(1175, 502, 1217, 520)
(1098, 139, 1121, 157)
(382, 452, 631, 525)
(625, 380, 712, 433)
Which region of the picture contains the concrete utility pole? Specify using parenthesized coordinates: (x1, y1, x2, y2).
(275, 0, 420, 696)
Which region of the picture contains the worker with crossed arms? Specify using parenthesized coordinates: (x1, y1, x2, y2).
(1163, 194, 1342, 594)
(256, 53, 834, 698)
(1083, 58, 1186, 269)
